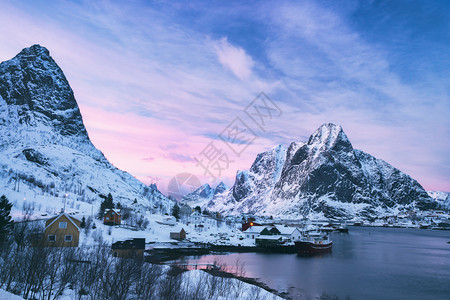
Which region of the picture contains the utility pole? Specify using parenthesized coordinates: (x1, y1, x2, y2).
(63, 193, 68, 213)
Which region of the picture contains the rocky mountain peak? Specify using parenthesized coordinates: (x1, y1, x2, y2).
(16, 44, 51, 59)
(307, 123, 352, 153)
(0, 45, 171, 211)
(0, 44, 88, 144)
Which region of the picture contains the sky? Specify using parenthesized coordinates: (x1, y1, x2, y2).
(0, 0, 449, 194)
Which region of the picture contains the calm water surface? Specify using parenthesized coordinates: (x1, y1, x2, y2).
(188, 227, 450, 300)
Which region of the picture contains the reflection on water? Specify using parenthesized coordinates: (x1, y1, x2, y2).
(186, 227, 450, 300)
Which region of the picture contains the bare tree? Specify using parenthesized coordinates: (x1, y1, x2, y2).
(159, 266, 184, 300)
(51, 248, 78, 300)
(134, 262, 163, 299)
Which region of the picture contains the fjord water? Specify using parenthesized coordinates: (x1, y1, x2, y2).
(190, 227, 450, 299)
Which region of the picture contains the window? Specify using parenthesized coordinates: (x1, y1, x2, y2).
(48, 235, 56, 242)
(64, 235, 72, 242)
(59, 222, 67, 228)
(106, 217, 110, 220)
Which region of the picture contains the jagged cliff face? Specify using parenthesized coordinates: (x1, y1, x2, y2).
(0, 45, 91, 147)
(0, 45, 171, 210)
(204, 123, 435, 220)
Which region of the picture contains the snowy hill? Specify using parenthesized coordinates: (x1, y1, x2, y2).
(427, 191, 450, 209)
(0, 45, 172, 216)
(202, 123, 435, 220)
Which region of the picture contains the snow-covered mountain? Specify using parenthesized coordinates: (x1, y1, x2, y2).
(427, 191, 450, 209)
(0, 45, 171, 212)
(181, 181, 229, 208)
(203, 123, 436, 220)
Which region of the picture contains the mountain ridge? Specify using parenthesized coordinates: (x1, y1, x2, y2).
(190, 123, 436, 219)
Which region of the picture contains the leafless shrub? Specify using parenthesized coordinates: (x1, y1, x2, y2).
(84, 216, 93, 235)
(159, 266, 184, 300)
(134, 262, 163, 299)
(0, 236, 273, 300)
(248, 284, 263, 300)
(22, 201, 35, 219)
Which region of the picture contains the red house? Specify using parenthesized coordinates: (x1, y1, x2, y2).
(104, 209, 121, 226)
(242, 218, 262, 231)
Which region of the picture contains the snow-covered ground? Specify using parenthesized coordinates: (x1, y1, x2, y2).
(0, 289, 24, 300)
(1, 174, 254, 247)
(1, 181, 282, 300)
(77, 213, 254, 248)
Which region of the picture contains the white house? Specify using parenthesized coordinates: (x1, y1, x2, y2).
(190, 211, 203, 225)
(244, 225, 264, 239)
(275, 225, 302, 241)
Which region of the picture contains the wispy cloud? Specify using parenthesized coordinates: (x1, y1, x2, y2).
(214, 37, 255, 80)
(0, 0, 448, 192)
(163, 153, 195, 163)
(142, 157, 155, 162)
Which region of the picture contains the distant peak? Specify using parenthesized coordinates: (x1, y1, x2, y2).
(216, 181, 227, 189)
(201, 183, 212, 189)
(16, 44, 51, 59)
(308, 123, 352, 152)
(214, 181, 229, 195)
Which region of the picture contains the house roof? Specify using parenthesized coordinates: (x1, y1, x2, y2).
(112, 238, 145, 250)
(180, 205, 192, 214)
(45, 213, 81, 232)
(106, 208, 121, 215)
(244, 225, 264, 234)
(255, 235, 283, 240)
(275, 225, 299, 235)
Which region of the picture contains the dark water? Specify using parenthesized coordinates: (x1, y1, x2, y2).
(187, 227, 450, 300)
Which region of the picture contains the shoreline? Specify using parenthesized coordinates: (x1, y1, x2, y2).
(145, 244, 297, 263)
(202, 267, 291, 299)
(146, 245, 298, 299)
(169, 263, 291, 300)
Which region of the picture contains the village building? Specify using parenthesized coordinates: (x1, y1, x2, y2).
(104, 209, 121, 226)
(33, 213, 81, 247)
(255, 235, 283, 247)
(241, 219, 262, 231)
(274, 225, 302, 241)
(243, 225, 264, 239)
(170, 228, 186, 240)
(112, 238, 145, 260)
(259, 227, 278, 236)
(180, 204, 192, 219)
(190, 211, 203, 225)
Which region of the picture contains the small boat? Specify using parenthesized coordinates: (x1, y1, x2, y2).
(295, 231, 332, 255)
(320, 224, 335, 232)
(336, 223, 349, 233)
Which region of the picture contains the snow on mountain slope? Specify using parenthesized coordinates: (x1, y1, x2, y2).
(205, 144, 287, 214)
(203, 123, 435, 220)
(427, 191, 450, 209)
(0, 45, 171, 214)
(181, 181, 229, 208)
